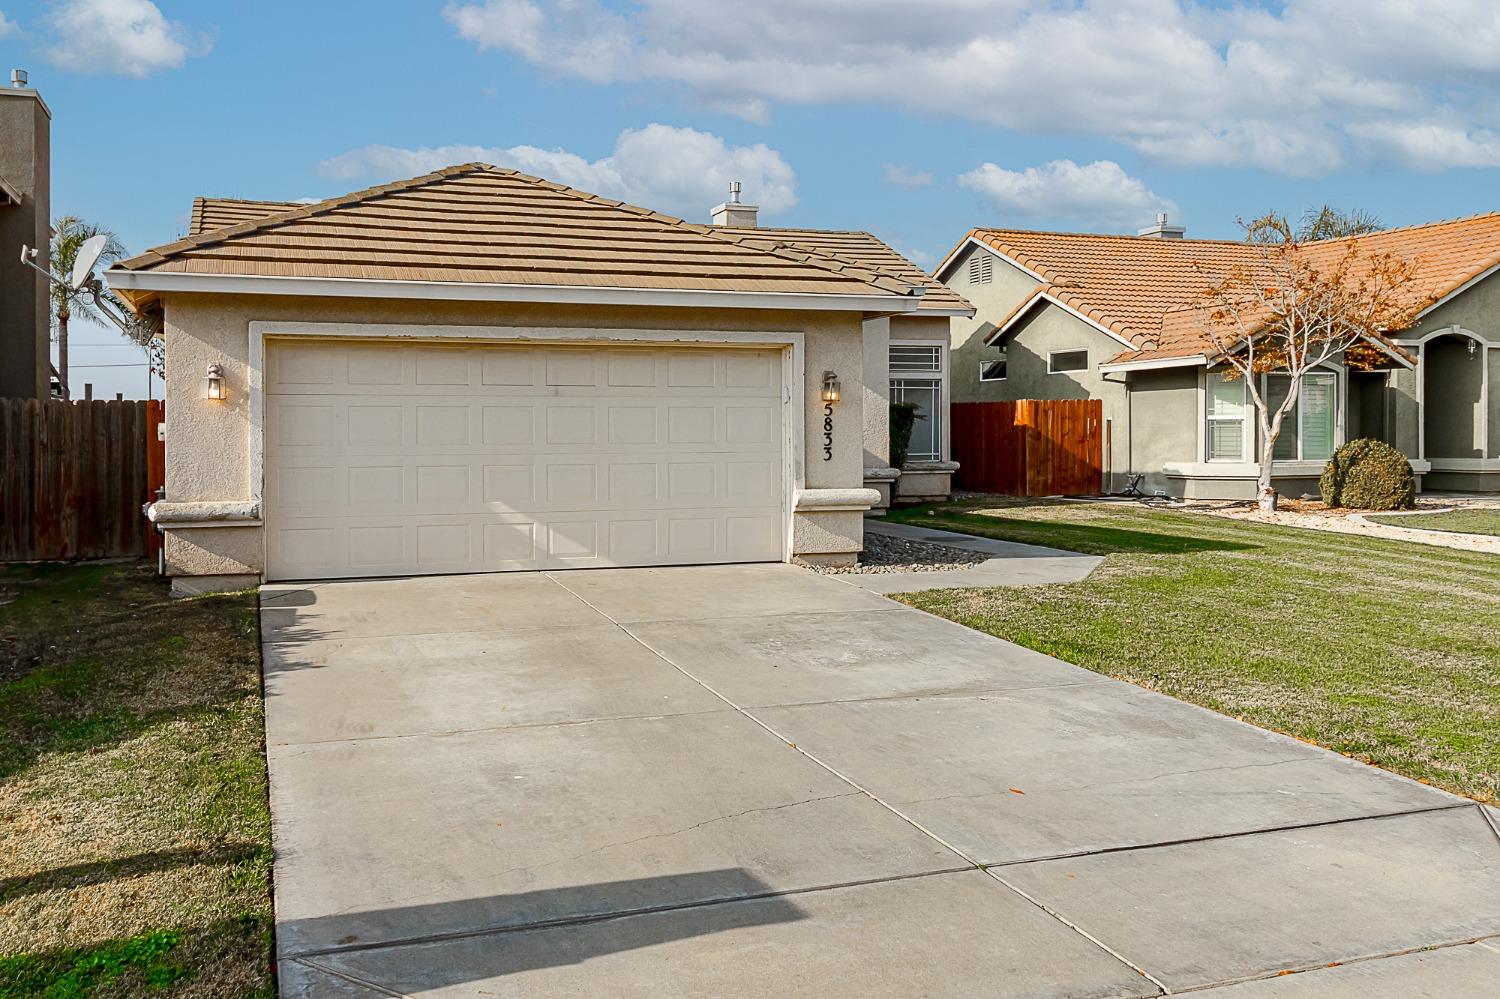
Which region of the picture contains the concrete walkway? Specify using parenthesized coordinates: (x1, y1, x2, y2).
(261, 565, 1500, 997)
(847, 519, 1103, 592)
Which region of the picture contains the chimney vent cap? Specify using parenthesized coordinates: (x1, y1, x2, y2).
(1137, 212, 1186, 239)
(10, 68, 27, 89)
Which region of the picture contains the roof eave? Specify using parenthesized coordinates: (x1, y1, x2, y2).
(103, 268, 923, 314)
(1098, 354, 1208, 373)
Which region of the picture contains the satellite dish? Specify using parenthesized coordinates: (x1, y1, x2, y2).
(70, 234, 109, 290)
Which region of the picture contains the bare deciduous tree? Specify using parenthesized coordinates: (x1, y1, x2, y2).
(1194, 215, 1419, 511)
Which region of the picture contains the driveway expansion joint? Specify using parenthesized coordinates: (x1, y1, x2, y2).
(976, 802, 1479, 872)
(543, 569, 1168, 991)
(1170, 931, 1500, 994)
(284, 865, 980, 962)
(288, 957, 408, 998)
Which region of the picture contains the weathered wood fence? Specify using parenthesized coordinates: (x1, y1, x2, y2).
(952, 399, 1104, 496)
(0, 398, 165, 561)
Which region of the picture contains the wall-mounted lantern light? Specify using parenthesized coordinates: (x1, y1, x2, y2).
(204, 363, 226, 401)
(821, 370, 841, 404)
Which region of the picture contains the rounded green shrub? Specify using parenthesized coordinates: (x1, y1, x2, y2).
(1319, 438, 1416, 510)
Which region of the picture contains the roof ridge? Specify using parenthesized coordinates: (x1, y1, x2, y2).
(197, 196, 302, 207)
(467, 163, 917, 298)
(976, 225, 1249, 247)
(120, 163, 490, 271)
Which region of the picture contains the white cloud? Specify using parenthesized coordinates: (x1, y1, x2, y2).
(317, 124, 797, 220)
(442, 0, 1500, 176)
(0, 12, 18, 38)
(44, 0, 210, 77)
(883, 164, 934, 189)
(1347, 122, 1500, 171)
(958, 159, 1177, 230)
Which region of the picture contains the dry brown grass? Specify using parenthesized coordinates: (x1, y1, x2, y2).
(0, 561, 272, 997)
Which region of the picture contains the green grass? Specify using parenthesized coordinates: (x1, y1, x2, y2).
(0, 561, 273, 998)
(888, 500, 1500, 802)
(1365, 508, 1500, 537)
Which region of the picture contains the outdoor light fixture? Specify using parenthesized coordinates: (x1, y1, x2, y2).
(821, 370, 841, 404)
(203, 363, 226, 401)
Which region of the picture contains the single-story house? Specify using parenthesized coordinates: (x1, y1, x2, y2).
(106, 164, 968, 593)
(939, 213, 1500, 498)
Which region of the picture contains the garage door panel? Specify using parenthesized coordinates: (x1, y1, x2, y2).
(265, 341, 785, 580)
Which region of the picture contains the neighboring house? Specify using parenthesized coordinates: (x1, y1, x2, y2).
(939, 214, 1500, 498)
(106, 164, 954, 593)
(0, 70, 51, 399)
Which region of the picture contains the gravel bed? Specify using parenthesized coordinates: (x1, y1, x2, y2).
(800, 531, 990, 574)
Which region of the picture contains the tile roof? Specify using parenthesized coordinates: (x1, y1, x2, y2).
(189, 197, 303, 234)
(967, 214, 1500, 364)
(118, 164, 919, 304)
(718, 227, 973, 314)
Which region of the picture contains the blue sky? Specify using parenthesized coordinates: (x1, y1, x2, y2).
(3, 0, 1498, 398)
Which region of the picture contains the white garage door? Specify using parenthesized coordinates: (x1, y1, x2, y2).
(263, 339, 786, 580)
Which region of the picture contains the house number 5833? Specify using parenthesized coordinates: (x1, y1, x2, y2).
(822, 403, 834, 461)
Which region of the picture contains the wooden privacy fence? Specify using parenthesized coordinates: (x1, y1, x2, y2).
(952, 399, 1105, 496)
(0, 398, 165, 562)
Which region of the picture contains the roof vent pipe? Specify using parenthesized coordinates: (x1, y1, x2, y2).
(10, 68, 27, 89)
(710, 181, 759, 228)
(1137, 212, 1186, 240)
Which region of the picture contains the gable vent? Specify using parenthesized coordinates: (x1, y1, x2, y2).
(968, 252, 993, 285)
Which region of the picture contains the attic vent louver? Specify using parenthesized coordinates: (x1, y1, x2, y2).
(968, 253, 993, 285)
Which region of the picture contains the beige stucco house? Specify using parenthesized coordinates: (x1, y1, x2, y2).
(106, 164, 969, 593)
(940, 214, 1500, 498)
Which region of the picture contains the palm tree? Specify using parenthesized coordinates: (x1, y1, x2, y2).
(1246, 206, 1384, 244)
(50, 216, 141, 399)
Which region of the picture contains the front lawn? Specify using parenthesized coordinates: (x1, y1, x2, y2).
(888, 500, 1500, 802)
(1365, 507, 1500, 537)
(0, 561, 273, 997)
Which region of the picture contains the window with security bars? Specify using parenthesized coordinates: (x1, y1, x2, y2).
(889, 343, 943, 373)
(967, 252, 993, 285)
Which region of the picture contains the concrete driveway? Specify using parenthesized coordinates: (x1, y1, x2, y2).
(260, 564, 1500, 998)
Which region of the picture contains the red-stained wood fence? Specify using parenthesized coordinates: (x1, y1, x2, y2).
(0, 398, 165, 562)
(952, 399, 1104, 496)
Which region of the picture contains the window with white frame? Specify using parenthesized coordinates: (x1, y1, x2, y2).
(979, 355, 1007, 381)
(890, 342, 944, 463)
(1206, 375, 1247, 462)
(1048, 349, 1088, 374)
(1264, 370, 1337, 461)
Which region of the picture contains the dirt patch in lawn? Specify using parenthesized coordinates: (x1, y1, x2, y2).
(0, 561, 273, 998)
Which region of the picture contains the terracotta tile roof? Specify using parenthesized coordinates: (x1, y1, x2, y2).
(969, 214, 1500, 363)
(719, 227, 973, 314)
(120, 164, 919, 304)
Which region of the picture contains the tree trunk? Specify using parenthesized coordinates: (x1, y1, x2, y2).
(57, 309, 70, 400)
(1257, 437, 1277, 512)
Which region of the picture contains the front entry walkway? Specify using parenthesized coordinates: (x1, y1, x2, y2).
(260, 564, 1500, 997)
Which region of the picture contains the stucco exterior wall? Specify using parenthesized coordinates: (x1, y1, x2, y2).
(861, 316, 890, 471)
(943, 246, 1043, 403)
(1423, 335, 1484, 458)
(157, 292, 874, 582)
(1125, 367, 1199, 491)
(1407, 269, 1500, 478)
(0, 89, 51, 400)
